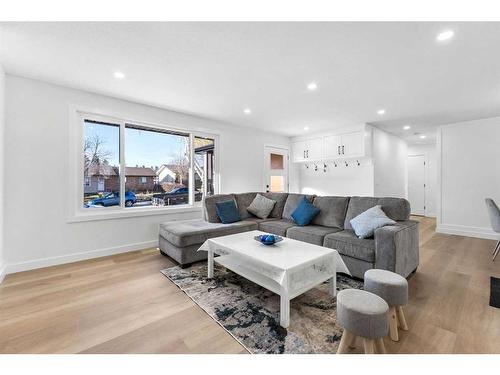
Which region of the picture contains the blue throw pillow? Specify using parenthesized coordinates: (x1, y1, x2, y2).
(350, 205, 396, 239)
(215, 200, 241, 224)
(291, 197, 320, 226)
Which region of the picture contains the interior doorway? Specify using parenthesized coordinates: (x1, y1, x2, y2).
(263, 146, 289, 193)
(407, 155, 426, 215)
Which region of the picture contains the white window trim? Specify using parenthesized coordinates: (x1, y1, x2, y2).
(67, 106, 220, 223)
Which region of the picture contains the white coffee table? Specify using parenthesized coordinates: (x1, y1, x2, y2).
(198, 230, 349, 328)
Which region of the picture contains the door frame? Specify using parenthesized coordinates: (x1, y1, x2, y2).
(407, 154, 426, 216)
(263, 145, 290, 193)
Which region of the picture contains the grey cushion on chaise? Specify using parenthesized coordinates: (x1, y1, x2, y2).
(158, 192, 419, 279)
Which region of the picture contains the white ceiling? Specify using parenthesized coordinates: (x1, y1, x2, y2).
(1, 22, 499, 143)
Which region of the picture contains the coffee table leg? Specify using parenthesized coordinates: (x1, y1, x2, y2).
(329, 272, 337, 297)
(280, 296, 290, 328)
(207, 249, 214, 279)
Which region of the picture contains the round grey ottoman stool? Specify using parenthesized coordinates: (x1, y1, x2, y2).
(336, 289, 389, 354)
(364, 269, 409, 342)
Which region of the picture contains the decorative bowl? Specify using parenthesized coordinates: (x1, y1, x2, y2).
(254, 234, 283, 246)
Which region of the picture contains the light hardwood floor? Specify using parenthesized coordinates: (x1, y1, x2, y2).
(1, 217, 499, 354)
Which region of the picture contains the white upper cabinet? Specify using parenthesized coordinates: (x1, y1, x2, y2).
(306, 137, 323, 160)
(291, 137, 323, 162)
(292, 140, 307, 162)
(340, 131, 365, 157)
(292, 127, 368, 162)
(324, 135, 343, 159)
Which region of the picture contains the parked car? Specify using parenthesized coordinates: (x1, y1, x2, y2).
(160, 187, 202, 204)
(86, 191, 137, 207)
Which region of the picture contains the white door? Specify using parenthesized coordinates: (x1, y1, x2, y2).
(291, 141, 306, 162)
(407, 155, 425, 215)
(341, 131, 364, 157)
(263, 146, 289, 193)
(97, 177, 105, 191)
(324, 135, 343, 159)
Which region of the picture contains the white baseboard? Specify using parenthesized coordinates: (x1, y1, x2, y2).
(436, 223, 498, 240)
(4, 240, 159, 276)
(0, 262, 6, 284)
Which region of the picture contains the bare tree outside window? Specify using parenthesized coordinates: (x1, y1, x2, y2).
(82, 120, 120, 208)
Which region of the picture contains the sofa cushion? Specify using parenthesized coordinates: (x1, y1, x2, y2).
(350, 205, 396, 239)
(323, 230, 376, 263)
(282, 194, 315, 220)
(204, 194, 236, 223)
(243, 217, 280, 224)
(312, 196, 350, 228)
(258, 219, 297, 236)
(159, 219, 258, 248)
(215, 200, 241, 224)
(291, 197, 320, 226)
(234, 192, 259, 220)
(247, 194, 277, 219)
(344, 196, 410, 230)
(377, 197, 411, 222)
(262, 192, 289, 218)
(286, 225, 341, 246)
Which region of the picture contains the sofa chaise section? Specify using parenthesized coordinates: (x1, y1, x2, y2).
(158, 218, 259, 267)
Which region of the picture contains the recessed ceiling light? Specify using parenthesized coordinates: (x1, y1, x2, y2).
(243, 108, 251, 115)
(304, 126, 310, 131)
(436, 30, 454, 42)
(403, 125, 411, 130)
(307, 82, 318, 91)
(420, 135, 427, 139)
(377, 109, 386, 115)
(113, 71, 125, 79)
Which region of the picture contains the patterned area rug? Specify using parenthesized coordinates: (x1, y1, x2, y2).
(161, 264, 362, 354)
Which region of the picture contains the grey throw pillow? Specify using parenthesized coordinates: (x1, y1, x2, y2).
(247, 194, 277, 219)
(350, 205, 396, 239)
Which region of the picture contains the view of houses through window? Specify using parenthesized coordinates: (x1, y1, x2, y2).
(82, 118, 216, 210)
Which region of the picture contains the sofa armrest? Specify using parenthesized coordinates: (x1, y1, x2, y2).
(374, 220, 419, 277)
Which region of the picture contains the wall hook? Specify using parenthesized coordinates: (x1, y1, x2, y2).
(357, 160, 361, 166)
(323, 163, 327, 172)
(334, 161, 338, 168)
(314, 164, 318, 172)
(305, 163, 309, 169)
(345, 161, 349, 167)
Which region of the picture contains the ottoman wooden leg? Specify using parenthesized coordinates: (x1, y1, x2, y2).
(396, 306, 408, 331)
(363, 338, 375, 354)
(388, 306, 399, 341)
(348, 334, 357, 349)
(337, 330, 356, 354)
(375, 338, 386, 354)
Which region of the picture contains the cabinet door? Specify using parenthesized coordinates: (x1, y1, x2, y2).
(323, 135, 343, 159)
(341, 131, 364, 157)
(291, 140, 307, 162)
(305, 137, 323, 160)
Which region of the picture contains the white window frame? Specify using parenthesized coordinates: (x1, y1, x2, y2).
(68, 108, 220, 222)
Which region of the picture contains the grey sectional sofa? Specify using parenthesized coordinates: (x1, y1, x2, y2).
(158, 192, 419, 279)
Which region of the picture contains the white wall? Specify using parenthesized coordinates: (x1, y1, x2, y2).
(437, 117, 500, 239)
(373, 127, 407, 198)
(0, 64, 5, 282)
(3, 75, 290, 273)
(408, 144, 437, 217)
(299, 161, 375, 196)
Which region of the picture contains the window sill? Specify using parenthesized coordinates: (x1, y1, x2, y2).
(67, 205, 203, 223)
